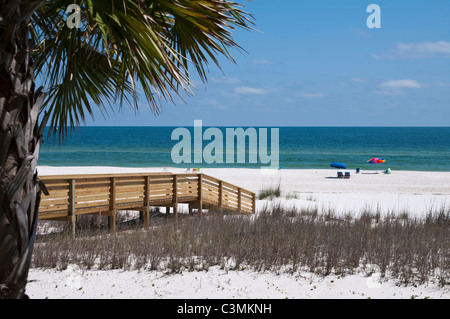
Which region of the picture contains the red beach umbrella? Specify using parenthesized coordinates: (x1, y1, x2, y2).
(366, 158, 386, 173)
(366, 158, 385, 164)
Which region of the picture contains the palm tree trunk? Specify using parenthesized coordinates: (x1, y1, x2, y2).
(0, 0, 45, 299)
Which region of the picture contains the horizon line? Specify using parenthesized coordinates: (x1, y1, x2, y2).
(45, 125, 450, 128)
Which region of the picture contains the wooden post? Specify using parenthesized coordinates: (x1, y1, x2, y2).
(218, 181, 223, 208)
(144, 176, 150, 228)
(69, 179, 76, 236)
(173, 175, 178, 220)
(198, 174, 203, 216)
(252, 193, 256, 214)
(142, 207, 149, 229)
(237, 188, 242, 212)
(109, 177, 117, 232)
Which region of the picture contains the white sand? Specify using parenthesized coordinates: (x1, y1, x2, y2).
(37, 165, 450, 216)
(27, 166, 450, 299)
(27, 265, 448, 300)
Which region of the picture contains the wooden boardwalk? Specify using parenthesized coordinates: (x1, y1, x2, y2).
(38, 172, 256, 233)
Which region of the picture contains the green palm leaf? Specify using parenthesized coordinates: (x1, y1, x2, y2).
(31, 0, 253, 138)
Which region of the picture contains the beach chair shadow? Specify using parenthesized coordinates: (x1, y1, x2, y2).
(325, 172, 349, 179)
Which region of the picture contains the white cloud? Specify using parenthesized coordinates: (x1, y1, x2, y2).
(375, 79, 424, 96)
(372, 41, 450, 59)
(396, 41, 450, 57)
(379, 79, 422, 89)
(234, 86, 269, 95)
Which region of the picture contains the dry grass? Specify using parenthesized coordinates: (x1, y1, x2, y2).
(32, 204, 449, 286)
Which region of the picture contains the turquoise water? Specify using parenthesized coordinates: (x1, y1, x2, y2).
(39, 127, 450, 171)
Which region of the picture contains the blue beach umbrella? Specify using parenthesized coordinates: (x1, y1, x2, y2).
(330, 162, 347, 169)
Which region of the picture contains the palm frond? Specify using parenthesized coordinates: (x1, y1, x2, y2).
(30, 0, 253, 139)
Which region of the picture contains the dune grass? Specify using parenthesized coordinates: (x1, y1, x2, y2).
(32, 204, 449, 287)
(258, 183, 281, 200)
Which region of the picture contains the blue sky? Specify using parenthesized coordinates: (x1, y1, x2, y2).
(85, 0, 450, 127)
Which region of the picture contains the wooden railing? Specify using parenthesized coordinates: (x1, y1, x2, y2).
(38, 172, 256, 232)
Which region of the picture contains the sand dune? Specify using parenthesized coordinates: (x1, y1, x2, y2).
(28, 166, 450, 299)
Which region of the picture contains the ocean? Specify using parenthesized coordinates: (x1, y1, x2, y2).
(39, 127, 450, 172)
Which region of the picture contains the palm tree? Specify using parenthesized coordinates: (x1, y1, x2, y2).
(0, 0, 252, 299)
